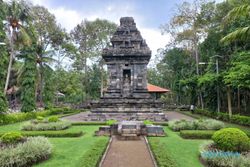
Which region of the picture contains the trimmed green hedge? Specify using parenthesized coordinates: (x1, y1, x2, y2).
(194, 109, 250, 127)
(153, 122, 168, 126)
(148, 139, 177, 167)
(180, 130, 216, 139)
(72, 122, 107, 126)
(180, 129, 250, 139)
(79, 138, 109, 167)
(0, 130, 83, 138)
(0, 107, 79, 125)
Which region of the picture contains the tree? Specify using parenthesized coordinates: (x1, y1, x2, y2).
(161, 0, 216, 108)
(70, 19, 116, 100)
(221, 1, 250, 44)
(3, 0, 32, 95)
(0, 0, 8, 112)
(20, 44, 37, 112)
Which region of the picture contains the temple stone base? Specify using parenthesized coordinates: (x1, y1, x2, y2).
(90, 98, 163, 113)
(78, 112, 167, 122)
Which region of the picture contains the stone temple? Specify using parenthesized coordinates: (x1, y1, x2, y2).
(90, 17, 165, 119)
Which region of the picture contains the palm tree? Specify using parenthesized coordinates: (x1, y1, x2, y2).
(3, 0, 31, 95)
(35, 44, 55, 107)
(221, 3, 250, 44)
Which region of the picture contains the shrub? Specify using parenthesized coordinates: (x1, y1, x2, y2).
(212, 128, 250, 152)
(149, 138, 177, 167)
(0, 137, 52, 167)
(0, 107, 80, 126)
(1, 132, 23, 144)
(106, 119, 117, 126)
(168, 120, 194, 131)
(180, 130, 215, 139)
(200, 142, 250, 167)
(144, 120, 153, 125)
(22, 121, 71, 131)
(79, 138, 109, 167)
(153, 122, 168, 126)
(0, 131, 83, 138)
(48, 116, 59, 122)
(194, 119, 224, 130)
(169, 119, 224, 131)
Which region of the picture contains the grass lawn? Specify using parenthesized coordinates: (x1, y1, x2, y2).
(0, 122, 107, 167)
(149, 127, 208, 167)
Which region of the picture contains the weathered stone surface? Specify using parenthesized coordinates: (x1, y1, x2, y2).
(91, 17, 164, 114)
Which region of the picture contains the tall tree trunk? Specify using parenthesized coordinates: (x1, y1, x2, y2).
(4, 48, 14, 95)
(237, 87, 240, 114)
(227, 86, 232, 117)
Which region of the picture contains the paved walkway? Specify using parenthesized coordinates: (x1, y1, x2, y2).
(165, 111, 194, 121)
(101, 136, 155, 167)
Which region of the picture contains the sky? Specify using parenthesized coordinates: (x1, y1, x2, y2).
(28, 0, 224, 65)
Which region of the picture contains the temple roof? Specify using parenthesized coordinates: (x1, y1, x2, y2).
(147, 84, 170, 93)
(102, 17, 151, 57)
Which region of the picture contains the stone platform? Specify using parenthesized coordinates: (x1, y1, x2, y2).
(62, 112, 167, 122)
(91, 98, 163, 113)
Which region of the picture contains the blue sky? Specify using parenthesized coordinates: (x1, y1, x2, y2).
(29, 0, 224, 64)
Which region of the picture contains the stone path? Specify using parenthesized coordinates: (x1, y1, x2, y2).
(165, 111, 194, 121)
(101, 136, 155, 167)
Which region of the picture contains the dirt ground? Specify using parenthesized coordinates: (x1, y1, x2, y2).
(101, 136, 155, 167)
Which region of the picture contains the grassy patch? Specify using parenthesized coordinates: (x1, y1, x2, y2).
(149, 127, 207, 167)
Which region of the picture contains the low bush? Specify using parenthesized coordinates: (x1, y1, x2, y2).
(149, 139, 177, 167)
(79, 138, 109, 167)
(72, 122, 107, 126)
(153, 122, 168, 126)
(180, 130, 215, 139)
(0, 130, 83, 138)
(0, 107, 79, 125)
(200, 142, 250, 167)
(168, 120, 194, 131)
(212, 128, 250, 152)
(0, 136, 52, 167)
(106, 119, 117, 126)
(36, 116, 44, 121)
(22, 121, 71, 131)
(194, 119, 224, 130)
(48, 116, 59, 122)
(1, 132, 23, 144)
(169, 119, 224, 131)
(144, 120, 153, 125)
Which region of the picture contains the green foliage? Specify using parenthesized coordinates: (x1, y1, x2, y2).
(79, 138, 109, 167)
(48, 116, 59, 122)
(0, 137, 52, 167)
(169, 119, 224, 131)
(200, 142, 250, 167)
(143, 120, 153, 125)
(180, 130, 215, 139)
(1, 132, 23, 144)
(0, 107, 78, 125)
(22, 121, 71, 131)
(20, 46, 37, 112)
(212, 128, 250, 152)
(194, 109, 250, 126)
(0, 91, 8, 113)
(106, 119, 117, 126)
(149, 139, 177, 167)
(224, 51, 250, 88)
(36, 116, 44, 121)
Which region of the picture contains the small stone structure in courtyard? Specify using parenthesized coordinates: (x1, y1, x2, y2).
(90, 17, 166, 122)
(95, 121, 165, 138)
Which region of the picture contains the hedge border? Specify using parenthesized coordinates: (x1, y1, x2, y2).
(0, 130, 83, 138)
(180, 130, 216, 139)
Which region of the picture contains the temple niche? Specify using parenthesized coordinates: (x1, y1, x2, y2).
(91, 17, 163, 113)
